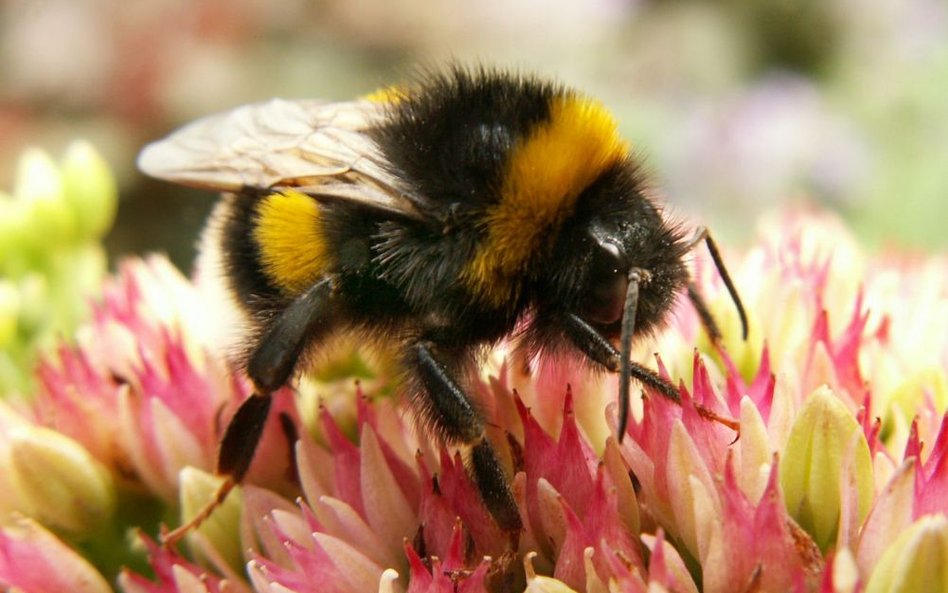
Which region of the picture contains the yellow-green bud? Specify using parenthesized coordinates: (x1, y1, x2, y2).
(61, 141, 117, 241)
(15, 148, 76, 249)
(0, 192, 31, 271)
(7, 425, 115, 536)
(0, 282, 18, 348)
(865, 515, 948, 593)
(179, 467, 243, 571)
(780, 386, 873, 551)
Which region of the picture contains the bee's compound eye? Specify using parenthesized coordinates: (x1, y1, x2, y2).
(583, 242, 628, 326)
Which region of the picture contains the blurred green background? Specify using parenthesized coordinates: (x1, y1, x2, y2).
(2, 0, 947, 272)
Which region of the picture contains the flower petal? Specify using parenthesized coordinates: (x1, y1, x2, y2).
(0, 516, 111, 593)
(865, 514, 948, 593)
(360, 424, 417, 556)
(856, 459, 916, 579)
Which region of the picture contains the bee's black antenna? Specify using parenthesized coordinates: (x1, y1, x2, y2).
(615, 248, 746, 442)
(617, 268, 645, 442)
(687, 227, 749, 341)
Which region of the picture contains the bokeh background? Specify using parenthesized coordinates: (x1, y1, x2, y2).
(3, 0, 947, 272)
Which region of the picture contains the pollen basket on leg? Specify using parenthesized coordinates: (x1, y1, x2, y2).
(253, 190, 331, 295)
(465, 95, 629, 306)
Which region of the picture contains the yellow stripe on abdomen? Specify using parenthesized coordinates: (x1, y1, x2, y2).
(362, 85, 408, 105)
(465, 94, 629, 306)
(253, 190, 331, 295)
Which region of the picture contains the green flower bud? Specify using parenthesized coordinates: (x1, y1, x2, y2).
(178, 467, 243, 572)
(0, 192, 31, 273)
(45, 245, 108, 330)
(14, 274, 50, 349)
(61, 141, 117, 242)
(0, 282, 18, 348)
(7, 425, 115, 536)
(780, 386, 873, 551)
(865, 515, 948, 593)
(15, 148, 76, 249)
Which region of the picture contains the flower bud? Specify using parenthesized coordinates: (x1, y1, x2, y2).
(15, 147, 76, 249)
(0, 282, 18, 348)
(7, 425, 115, 536)
(0, 516, 112, 593)
(0, 192, 31, 270)
(61, 141, 117, 241)
(780, 386, 873, 550)
(865, 515, 948, 593)
(178, 467, 243, 571)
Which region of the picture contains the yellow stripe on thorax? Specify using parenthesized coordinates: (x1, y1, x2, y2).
(465, 95, 629, 306)
(253, 190, 331, 295)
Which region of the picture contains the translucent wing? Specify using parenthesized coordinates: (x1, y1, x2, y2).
(137, 98, 422, 219)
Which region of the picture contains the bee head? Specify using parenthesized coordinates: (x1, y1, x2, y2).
(580, 210, 689, 342)
(536, 159, 689, 346)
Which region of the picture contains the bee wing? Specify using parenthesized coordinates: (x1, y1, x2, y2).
(137, 98, 423, 219)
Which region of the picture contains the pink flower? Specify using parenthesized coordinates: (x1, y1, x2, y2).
(119, 536, 245, 593)
(31, 256, 296, 502)
(16, 210, 948, 593)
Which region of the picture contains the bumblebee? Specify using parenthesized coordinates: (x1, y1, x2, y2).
(138, 66, 747, 539)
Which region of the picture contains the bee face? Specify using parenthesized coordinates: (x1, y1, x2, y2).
(536, 160, 689, 345)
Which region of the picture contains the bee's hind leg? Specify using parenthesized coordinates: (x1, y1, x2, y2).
(163, 278, 337, 546)
(409, 341, 523, 534)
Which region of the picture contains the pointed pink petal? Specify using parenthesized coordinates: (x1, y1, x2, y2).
(415, 453, 458, 558)
(240, 485, 300, 567)
(360, 424, 417, 552)
(297, 434, 336, 506)
(583, 467, 642, 575)
(404, 540, 434, 593)
(916, 418, 948, 517)
(642, 530, 699, 593)
(311, 532, 385, 593)
(457, 558, 491, 593)
(313, 496, 399, 569)
(0, 517, 111, 593)
(320, 407, 364, 517)
(552, 497, 589, 590)
(436, 450, 503, 551)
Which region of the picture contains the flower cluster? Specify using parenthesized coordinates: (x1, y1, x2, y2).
(0, 142, 116, 396)
(1, 193, 946, 592)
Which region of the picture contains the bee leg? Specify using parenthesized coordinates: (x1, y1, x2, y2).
(469, 438, 523, 533)
(228, 277, 336, 474)
(687, 227, 749, 341)
(411, 341, 523, 533)
(687, 282, 724, 348)
(561, 313, 738, 438)
(562, 314, 680, 400)
(162, 278, 336, 546)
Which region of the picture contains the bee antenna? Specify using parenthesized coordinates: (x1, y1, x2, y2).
(688, 227, 749, 341)
(617, 268, 644, 442)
